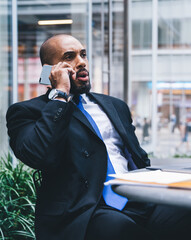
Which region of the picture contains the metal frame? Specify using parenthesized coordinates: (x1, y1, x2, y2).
(12, 0, 18, 104)
(101, 0, 113, 95)
(33, 170, 42, 192)
(151, 0, 158, 155)
(101, 0, 105, 93)
(108, 0, 112, 95)
(127, 0, 132, 107)
(88, 0, 92, 83)
(11, 0, 18, 166)
(123, 0, 128, 102)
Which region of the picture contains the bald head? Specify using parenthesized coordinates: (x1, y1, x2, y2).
(39, 34, 80, 66)
(39, 34, 90, 94)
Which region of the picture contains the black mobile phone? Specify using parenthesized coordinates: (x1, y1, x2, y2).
(39, 65, 52, 85)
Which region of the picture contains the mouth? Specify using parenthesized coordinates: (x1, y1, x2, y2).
(76, 70, 89, 82)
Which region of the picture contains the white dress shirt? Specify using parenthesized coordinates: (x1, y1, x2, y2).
(82, 94, 128, 174)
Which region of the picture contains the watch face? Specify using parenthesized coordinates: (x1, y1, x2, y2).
(48, 89, 58, 99)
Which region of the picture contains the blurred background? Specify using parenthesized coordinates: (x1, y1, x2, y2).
(1, 0, 191, 162)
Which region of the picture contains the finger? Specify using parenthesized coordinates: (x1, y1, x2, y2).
(50, 62, 71, 78)
(60, 62, 72, 69)
(68, 69, 76, 81)
(50, 62, 63, 81)
(50, 73, 57, 88)
(51, 62, 62, 73)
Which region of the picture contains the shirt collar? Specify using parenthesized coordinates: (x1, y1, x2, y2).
(81, 94, 88, 104)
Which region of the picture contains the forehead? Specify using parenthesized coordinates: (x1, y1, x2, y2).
(51, 36, 85, 53)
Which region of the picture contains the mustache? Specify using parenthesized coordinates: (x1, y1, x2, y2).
(76, 68, 89, 78)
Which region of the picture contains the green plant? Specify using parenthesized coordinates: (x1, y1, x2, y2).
(0, 153, 36, 239)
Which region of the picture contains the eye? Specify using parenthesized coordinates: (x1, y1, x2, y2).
(64, 55, 73, 60)
(81, 51, 87, 58)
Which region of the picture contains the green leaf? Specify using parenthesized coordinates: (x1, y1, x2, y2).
(0, 153, 36, 239)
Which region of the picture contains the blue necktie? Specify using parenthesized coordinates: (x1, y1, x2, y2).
(77, 95, 128, 210)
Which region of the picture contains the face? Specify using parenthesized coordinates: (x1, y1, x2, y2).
(50, 35, 91, 94)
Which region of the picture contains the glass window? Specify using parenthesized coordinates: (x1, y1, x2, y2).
(131, 56, 152, 146)
(158, 0, 191, 49)
(132, 55, 152, 81)
(158, 19, 180, 48)
(131, 0, 152, 50)
(131, 82, 152, 146)
(92, 2, 102, 94)
(156, 82, 191, 156)
(130, 0, 191, 158)
(132, 20, 152, 49)
(17, 0, 91, 101)
(0, 0, 11, 154)
(92, 0, 124, 99)
(92, 1, 109, 95)
(156, 0, 191, 157)
(129, 1, 153, 151)
(110, 0, 124, 99)
(158, 55, 191, 81)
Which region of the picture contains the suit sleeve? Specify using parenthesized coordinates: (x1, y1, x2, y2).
(6, 100, 74, 171)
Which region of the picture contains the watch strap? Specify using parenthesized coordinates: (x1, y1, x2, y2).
(56, 91, 69, 101)
(49, 89, 69, 101)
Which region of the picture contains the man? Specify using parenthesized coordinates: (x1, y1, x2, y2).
(6, 34, 191, 240)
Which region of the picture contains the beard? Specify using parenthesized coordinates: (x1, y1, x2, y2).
(70, 69, 91, 95)
(70, 81, 91, 95)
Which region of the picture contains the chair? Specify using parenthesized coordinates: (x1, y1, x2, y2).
(33, 170, 42, 192)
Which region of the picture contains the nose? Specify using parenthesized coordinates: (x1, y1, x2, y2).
(76, 55, 86, 69)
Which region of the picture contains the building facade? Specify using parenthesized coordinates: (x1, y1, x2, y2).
(1, 0, 191, 159)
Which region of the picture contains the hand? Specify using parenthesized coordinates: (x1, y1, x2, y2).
(49, 62, 76, 94)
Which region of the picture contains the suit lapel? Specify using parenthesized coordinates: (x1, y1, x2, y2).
(46, 90, 129, 144)
(72, 101, 99, 137)
(70, 92, 145, 168)
(71, 92, 129, 145)
(88, 93, 128, 143)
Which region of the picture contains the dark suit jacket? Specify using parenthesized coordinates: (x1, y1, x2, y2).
(6, 91, 150, 240)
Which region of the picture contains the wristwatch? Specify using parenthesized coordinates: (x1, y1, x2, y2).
(48, 89, 69, 101)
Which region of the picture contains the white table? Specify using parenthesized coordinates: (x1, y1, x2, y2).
(112, 183, 191, 209)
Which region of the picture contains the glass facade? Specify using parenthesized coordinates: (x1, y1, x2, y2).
(17, 0, 125, 100)
(0, 0, 11, 155)
(110, 0, 124, 99)
(131, 0, 152, 50)
(129, 0, 191, 158)
(1, 0, 191, 160)
(129, 0, 153, 153)
(158, 0, 191, 49)
(92, 0, 124, 99)
(17, 0, 91, 101)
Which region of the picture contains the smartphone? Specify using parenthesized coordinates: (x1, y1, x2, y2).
(39, 65, 52, 85)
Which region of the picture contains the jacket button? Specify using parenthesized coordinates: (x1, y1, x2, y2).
(84, 180, 89, 188)
(53, 116, 58, 121)
(58, 108, 63, 113)
(84, 150, 90, 158)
